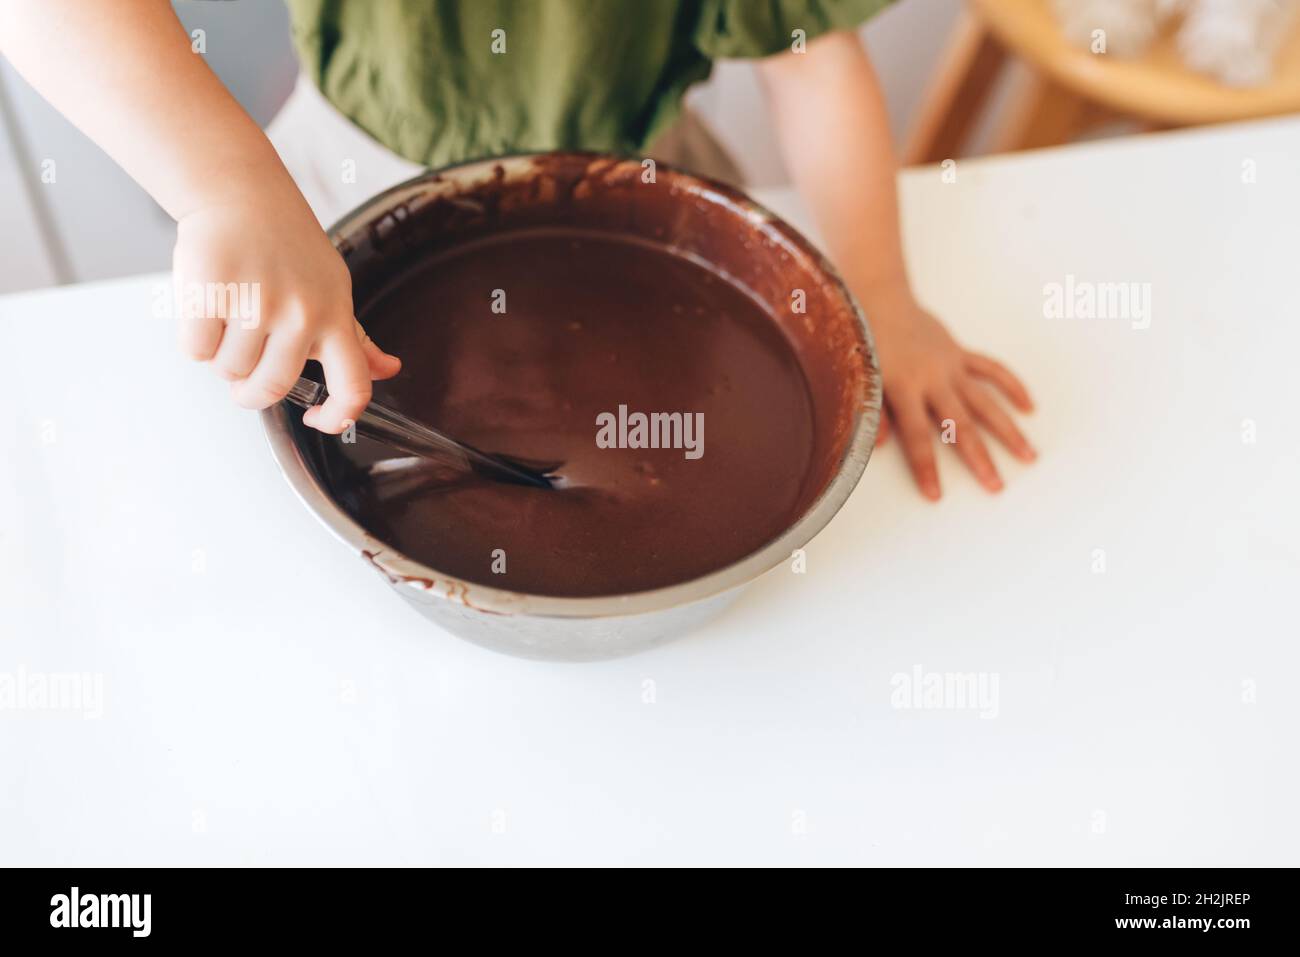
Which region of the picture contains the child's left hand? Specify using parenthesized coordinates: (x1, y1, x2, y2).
(867, 282, 1036, 500)
(761, 32, 1037, 502)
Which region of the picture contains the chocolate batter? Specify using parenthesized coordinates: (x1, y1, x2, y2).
(326, 228, 818, 597)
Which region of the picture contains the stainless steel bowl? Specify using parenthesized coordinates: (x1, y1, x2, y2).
(262, 153, 881, 661)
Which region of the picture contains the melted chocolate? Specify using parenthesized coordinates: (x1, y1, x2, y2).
(332, 229, 816, 596)
(300, 155, 875, 599)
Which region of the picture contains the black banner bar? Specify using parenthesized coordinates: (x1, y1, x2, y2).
(0, 867, 1288, 944)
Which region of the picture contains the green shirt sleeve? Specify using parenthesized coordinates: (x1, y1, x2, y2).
(280, 0, 897, 169)
(694, 0, 896, 59)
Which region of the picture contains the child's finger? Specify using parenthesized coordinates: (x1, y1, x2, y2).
(355, 321, 401, 380)
(229, 330, 312, 410)
(305, 332, 373, 434)
(890, 396, 940, 500)
(178, 314, 224, 361)
(964, 353, 1033, 412)
(959, 380, 1036, 463)
(929, 390, 1002, 493)
(876, 413, 890, 445)
(211, 325, 267, 382)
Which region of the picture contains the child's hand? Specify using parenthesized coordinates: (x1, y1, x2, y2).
(761, 32, 1037, 500)
(0, 0, 398, 432)
(869, 284, 1035, 500)
(174, 193, 401, 433)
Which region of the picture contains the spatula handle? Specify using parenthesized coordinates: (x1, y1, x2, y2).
(282, 377, 552, 489)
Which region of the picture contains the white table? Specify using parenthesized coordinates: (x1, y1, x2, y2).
(2, 118, 1297, 866)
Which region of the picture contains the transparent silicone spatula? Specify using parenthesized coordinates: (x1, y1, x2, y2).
(284, 377, 554, 489)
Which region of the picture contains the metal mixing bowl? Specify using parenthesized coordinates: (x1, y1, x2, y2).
(262, 153, 881, 661)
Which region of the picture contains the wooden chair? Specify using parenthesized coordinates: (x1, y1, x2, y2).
(905, 0, 1300, 163)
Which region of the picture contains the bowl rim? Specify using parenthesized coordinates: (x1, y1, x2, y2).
(260, 151, 882, 619)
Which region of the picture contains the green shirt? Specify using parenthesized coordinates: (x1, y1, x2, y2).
(285, 0, 894, 168)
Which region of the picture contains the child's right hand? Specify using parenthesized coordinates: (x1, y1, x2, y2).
(173, 190, 401, 434)
(0, 0, 400, 432)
